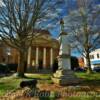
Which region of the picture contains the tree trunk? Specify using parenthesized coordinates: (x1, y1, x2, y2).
(17, 50, 27, 77)
(86, 51, 92, 74)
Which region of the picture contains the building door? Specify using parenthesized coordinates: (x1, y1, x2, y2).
(38, 59, 43, 69)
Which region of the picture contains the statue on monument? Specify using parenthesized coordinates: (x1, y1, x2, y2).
(58, 19, 71, 70)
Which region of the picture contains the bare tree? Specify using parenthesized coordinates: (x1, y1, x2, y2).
(64, 0, 100, 73)
(0, 0, 64, 77)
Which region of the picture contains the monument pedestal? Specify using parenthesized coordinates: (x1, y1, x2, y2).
(51, 19, 81, 86)
(52, 69, 80, 85)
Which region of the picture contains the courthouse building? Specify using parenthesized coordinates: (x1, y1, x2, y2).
(0, 29, 59, 69)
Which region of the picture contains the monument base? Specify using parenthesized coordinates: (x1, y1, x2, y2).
(52, 69, 81, 86)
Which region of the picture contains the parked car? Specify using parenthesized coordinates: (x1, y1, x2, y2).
(74, 67, 86, 72)
(93, 67, 100, 72)
(0, 63, 10, 73)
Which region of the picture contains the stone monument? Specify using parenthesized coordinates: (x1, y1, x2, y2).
(52, 19, 80, 85)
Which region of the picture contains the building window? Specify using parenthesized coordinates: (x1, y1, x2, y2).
(90, 55, 94, 59)
(97, 54, 99, 58)
(89, 55, 92, 59)
(92, 55, 94, 59)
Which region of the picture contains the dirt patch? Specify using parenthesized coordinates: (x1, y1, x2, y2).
(1, 83, 100, 100)
(0, 88, 38, 100)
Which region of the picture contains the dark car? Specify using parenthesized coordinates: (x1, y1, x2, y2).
(93, 67, 100, 72)
(74, 67, 86, 72)
(0, 64, 10, 73)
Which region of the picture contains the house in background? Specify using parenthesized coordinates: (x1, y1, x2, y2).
(89, 48, 100, 69)
(84, 48, 100, 69)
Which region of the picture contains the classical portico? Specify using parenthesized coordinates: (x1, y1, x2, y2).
(28, 47, 54, 67)
(27, 29, 59, 70)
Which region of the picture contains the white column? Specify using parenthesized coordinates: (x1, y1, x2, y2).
(36, 47, 39, 67)
(27, 46, 31, 67)
(50, 48, 53, 68)
(43, 48, 46, 68)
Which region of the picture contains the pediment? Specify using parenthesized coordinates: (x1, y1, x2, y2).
(32, 34, 59, 48)
(34, 35, 52, 42)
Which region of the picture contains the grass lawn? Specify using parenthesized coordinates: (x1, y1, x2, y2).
(0, 73, 51, 96)
(75, 72, 100, 86)
(0, 72, 100, 100)
(65, 96, 100, 100)
(75, 72, 100, 80)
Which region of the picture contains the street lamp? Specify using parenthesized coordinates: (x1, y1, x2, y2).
(6, 47, 11, 64)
